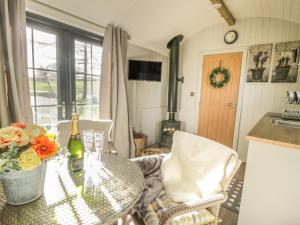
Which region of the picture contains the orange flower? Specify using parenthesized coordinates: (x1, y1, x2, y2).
(32, 136, 58, 159)
(11, 122, 26, 129)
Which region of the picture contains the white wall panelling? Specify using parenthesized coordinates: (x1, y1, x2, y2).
(179, 17, 300, 161)
(127, 45, 169, 145)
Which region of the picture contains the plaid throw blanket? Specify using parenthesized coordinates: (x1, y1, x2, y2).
(130, 155, 165, 219)
(144, 191, 218, 225)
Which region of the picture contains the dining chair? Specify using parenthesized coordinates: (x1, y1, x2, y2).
(56, 119, 112, 150)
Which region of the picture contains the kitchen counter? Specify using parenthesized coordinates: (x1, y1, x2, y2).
(246, 113, 300, 150)
(238, 113, 300, 225)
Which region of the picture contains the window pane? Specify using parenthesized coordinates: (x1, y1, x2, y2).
(32, 107, 36, 124)
(76, 74, 92, 104)
(36, 106, 58, 131)
(74, 39, 101, 120)
(91, 45, 102, 75)
(92, 105, 99, 120)
(75, 40, 91, 74)
(87, 44, 92, 75)
(92, 75, 100, 104)
(35, 69, 57, 106)
(26, 27, 33, 68)
(28, 69, 35, 106)
(75, 74, 99, 120)
(33, 29, 57, 70)
(77, 105, 91, 120)
(75, 40, 85, 73)
(75, 40, 102, 76)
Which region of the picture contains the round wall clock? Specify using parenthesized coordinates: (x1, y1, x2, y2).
(224, 30, 238, 44)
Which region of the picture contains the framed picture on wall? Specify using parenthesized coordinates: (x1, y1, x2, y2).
(247, 43, 273, 82)
(271, 41, 300, 82)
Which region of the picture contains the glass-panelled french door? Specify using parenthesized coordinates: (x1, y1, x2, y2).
(26, 13, 102, 131)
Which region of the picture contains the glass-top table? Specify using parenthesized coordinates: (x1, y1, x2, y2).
(0, 154, 144, 225)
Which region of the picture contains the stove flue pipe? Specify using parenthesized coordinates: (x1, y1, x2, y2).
(167, 34, 184, 121)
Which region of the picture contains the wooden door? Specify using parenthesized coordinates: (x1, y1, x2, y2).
(198, 52, 243, 147)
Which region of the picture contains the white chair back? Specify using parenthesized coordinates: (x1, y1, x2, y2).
(56, 120, 112, 148)
(161, 130, 241, 202)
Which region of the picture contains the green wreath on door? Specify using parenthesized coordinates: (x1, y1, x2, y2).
(209, 67, 230, 88)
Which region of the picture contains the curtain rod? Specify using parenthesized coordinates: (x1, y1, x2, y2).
(29, 0, 107, 30)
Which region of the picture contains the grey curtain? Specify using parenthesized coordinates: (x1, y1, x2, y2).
(99, 25, 135, 158)
(0, 0, 32, 128)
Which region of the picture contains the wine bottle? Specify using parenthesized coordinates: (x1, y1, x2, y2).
(67, 113, 84, 172)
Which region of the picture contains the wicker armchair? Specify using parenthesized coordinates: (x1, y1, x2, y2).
(131, 153, 241, 225)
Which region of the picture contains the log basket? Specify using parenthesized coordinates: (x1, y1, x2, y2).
(133, 131, 147, 157)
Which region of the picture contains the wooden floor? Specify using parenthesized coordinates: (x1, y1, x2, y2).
(120, 163, 246, 225)
(219, 163, 246, 225)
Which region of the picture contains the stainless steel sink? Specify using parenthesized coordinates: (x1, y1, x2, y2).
(272, 119, 300, 128)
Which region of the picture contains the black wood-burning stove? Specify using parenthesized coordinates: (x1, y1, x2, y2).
(160, 35, 184, 147)
(160, 120, 181, 147)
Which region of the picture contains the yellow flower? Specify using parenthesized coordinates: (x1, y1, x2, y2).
(18, 148, 41, 171)
(26, 125, 47, 143)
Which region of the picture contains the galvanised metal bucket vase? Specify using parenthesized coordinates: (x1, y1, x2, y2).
(0, 161, 47, 205)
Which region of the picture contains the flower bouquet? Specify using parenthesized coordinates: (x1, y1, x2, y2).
(0, 122, 58, 205)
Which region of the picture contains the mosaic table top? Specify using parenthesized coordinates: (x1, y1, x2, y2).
(0, 154, 144, 225)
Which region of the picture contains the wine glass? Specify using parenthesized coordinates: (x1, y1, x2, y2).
(94, 131, 104, 160)
(83, 129, 94, 160)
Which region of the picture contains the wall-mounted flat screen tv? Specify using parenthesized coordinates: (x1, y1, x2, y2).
(128, 60, 162, 81)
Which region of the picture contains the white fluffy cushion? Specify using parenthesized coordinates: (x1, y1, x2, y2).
(161, 131, 237, 202)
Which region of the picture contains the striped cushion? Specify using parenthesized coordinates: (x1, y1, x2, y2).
(143, 191, 218, 225)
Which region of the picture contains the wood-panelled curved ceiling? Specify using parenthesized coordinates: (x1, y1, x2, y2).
(27, 0, 300, 54)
